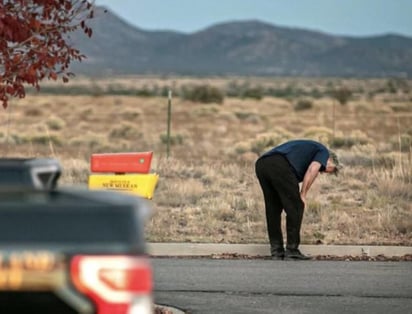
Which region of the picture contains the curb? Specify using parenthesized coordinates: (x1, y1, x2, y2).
(147, 243, 412, 257)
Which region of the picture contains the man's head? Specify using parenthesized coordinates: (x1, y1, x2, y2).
(326, 150, 342, 175)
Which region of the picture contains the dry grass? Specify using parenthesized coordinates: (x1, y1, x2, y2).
(1, 77, 412, 245)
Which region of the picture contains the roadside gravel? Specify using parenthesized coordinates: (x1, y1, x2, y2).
(153, 253, 412, 261)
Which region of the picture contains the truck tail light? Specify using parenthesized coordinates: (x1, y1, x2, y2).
(71, 255, 153, 314)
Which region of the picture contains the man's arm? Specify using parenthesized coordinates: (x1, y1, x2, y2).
(300, 161, 322, 206)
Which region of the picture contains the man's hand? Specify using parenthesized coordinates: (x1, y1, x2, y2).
(300, 193, 307, 208)
(300, 161, 322, 203)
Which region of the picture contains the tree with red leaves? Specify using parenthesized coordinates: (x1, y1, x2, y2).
(0, 0, 94, 108)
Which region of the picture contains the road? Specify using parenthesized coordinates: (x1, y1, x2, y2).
(152, 258, 412, 314)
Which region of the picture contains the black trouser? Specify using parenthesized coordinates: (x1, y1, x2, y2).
(255, 154, 304, 251)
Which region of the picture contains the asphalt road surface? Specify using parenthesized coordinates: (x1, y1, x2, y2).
(152, 258, 412, 314)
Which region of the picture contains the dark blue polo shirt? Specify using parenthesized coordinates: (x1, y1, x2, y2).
(260, 140, 329, 182)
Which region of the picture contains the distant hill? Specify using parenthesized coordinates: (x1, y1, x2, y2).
(68, 6, 412, 78)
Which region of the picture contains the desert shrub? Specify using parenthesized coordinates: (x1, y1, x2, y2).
(265, 85, 297, 98)
(339, 151, 396, 168)
(225, 81, 263, 99)
(241, 86, 264, 100)
(294, 99, 313, 111)
(109, 123, 142, 139)
(302, 127, 333, 144)
(79, 107, 95, 120)
(136, 88, 155, 97)
(107, 85, 155, 97)
(340, 153, 373, 167)
(340, 143, 398, 168)
(69, 133, 108, 150)
(181, 85, 224, 104)
(386, 80, 398, 93)
(331, 131, 370, 148)
(0, 133, 27, 144)
(390, 103, 412, 112)
(385, 78, 410, 94)
(30, 85, 100, 96)
(234, 111, 258, 120)
(160, 133, 184, 145)
(233, 141, 251, 154)
(35, 84, 162, 97)
(211, 206, 236, 222)
(309, 88, 323, 99)
(121, 108, 143, 120)
(231, 196, 249, 211)
(331, 87, 352, 105)
(250, 130, 292, 155)
(29, 134, 62, 146)
(60, 158, 90, 185)
(46, 116, 66, 131)
(250, 134, 277, 155)
(225, 80, 242, 97)
(373, 155, 397, 168)
(390, 134, 412, 152)
(222, 81, 322, 99)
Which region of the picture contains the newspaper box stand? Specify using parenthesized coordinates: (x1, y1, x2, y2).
(88, 152, 159, 199)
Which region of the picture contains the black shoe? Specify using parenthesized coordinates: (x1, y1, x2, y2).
(271, 248, 285, 260)
(284, 248, 311, 260)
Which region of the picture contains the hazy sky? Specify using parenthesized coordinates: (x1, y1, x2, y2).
(94, 0, 412, 37)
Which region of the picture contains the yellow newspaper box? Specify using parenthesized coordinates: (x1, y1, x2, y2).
(88, 173, 159, 199)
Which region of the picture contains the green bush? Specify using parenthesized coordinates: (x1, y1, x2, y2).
(160, 133, 184, 145)
(241, 86, 264, 100)
(109, 124, 142, 139)
(46, 116, 66, 131)
(250, 130, 292, 155)
(264, 85, 297, 98)
(225, 80, 242, 97)
(330, 131, 370, 148)
(294, 99, 313, 111)
(302, 127, 333, 144)
(181, 85, 224, 104)
(29, 134, 62, 146)
(331, 87, 352, 105)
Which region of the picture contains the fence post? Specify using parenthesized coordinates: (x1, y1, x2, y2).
(166, 89, 172, 158)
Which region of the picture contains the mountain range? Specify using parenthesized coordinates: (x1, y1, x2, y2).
(68, 6, 412, 78)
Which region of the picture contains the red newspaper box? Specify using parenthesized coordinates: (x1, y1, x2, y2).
(90, 152, 153, 174)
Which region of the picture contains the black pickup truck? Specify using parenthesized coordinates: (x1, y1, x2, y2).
(0, 158, 153, 314)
